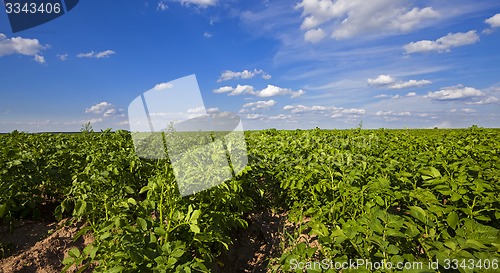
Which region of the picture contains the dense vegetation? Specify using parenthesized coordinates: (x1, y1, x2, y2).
(1, 126, 499, 272)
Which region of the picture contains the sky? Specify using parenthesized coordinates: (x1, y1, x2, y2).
(1, 0, 500, 132)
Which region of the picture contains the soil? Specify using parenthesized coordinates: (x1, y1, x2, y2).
(0, 219, 93, 273)
(0, 209, 287, 273)
(213, 210, 287, 273)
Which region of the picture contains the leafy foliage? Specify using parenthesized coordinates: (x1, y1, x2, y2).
(1, 127, 499, 272)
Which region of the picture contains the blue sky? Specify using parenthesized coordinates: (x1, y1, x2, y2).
(1, 0, 499, 132)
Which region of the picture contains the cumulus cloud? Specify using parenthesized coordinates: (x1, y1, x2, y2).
(245, 114, 264, 120)
(255, 85, 304, 98)
(406, 92, 417, 97)
(217, 69, 271, 82)
(86, 102, 124, 117)
(152, 82, 174, 91)
(404, 30, 479, 54)
(213, 84, 255, 96)
(34, 54, 45, 64)
(485, 13, 500, 28)
(206, 107, 220, 113)
(368, 75, 396, 86)
(214, 84, 303, 98)
(243, 100, 276, 109)
(304, 28, 326, 43)
(369, 75, 431, 89)
(203, 32, 213, 38)
(77, 50, 116, 58)
(389, 79, 432, 89)
(0, 33, 48, 63)
(177, 0, 217, 8)
(425, 85, 484, 100)
(295, 0, 440, 39)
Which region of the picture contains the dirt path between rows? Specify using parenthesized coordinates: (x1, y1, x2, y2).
(0, 219, 93, 273)
(0, 210, 287, 273)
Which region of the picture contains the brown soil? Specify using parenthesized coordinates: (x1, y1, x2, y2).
(0, 219, 93, 273)
(0, 210, 289, 273)
(213, 210, 287, 273)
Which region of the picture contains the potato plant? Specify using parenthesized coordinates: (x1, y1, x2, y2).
(1, 126, 499, 272)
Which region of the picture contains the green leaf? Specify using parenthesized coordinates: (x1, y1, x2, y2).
(154, 227, 166, 236)
(190, 209, 201, 222)
(127, 198, 137, 206)
(464, 239, 487, 250)
(447, 211, 459, 230)
(74, 200, 87, 216)
(190, 223, 200, 234)
(124, 186, 134, 194)
(62, 256, 75, 265)
(99, 232, 111, 240)
(408, 206, 428, 224)
(387, 244, 399, 254)
(137, 217, 148, 231)
(68, 247, 80, 258)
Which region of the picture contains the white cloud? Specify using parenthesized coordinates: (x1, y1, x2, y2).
(389, 79, 432, 89)
(406, 92, 417, 97)
(57, 54, 68, 61)
(77, 50, 116, 58)
(186, 106, 205, 115)
(178, 0, 217, 8)
(295, 0, 440, 39)
(86, 102, 124, 118)
(450, 108, 476, 113)
(304, 28, 326, 43)
(255, 85, 304, 98)
(104, 109, 118, 117)
(157, 0, 168, 10)
(245, 114, 264, 120)
(86, 118, 104, 124)
(152, 82, 173, 90)
(0, 34, 48, 62)
(243, 99, 276, 110)
(485, 13, 500, 28)
(34, 54, 45, 64)
(465, 96, 499, 105)
(369, 75, 431, 89)
(203, 32, 213, 38)
(217, 69, 271, 82)
(214, 84, 303, 98)
(425, 85, 484, 100)
(213, 84, 255, 96)
(86, 102, 113, 114)
(268, 114, 291, 120)
(375, 111, 411, 116)
(206, 107, 220, 113)
(368, 75, 396, 86)
(404, 30, 479, 54)
(283, 104, 365, 116)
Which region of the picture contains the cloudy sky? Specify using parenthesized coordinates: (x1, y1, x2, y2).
(1, 0, 499, 132)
